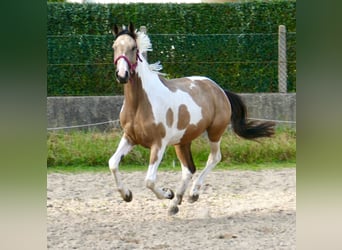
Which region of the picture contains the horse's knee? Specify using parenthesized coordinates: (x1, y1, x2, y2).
(108, 159, 115, 172)
(109, 154, 124, 171)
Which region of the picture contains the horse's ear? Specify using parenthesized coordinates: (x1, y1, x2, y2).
(128, 22, 135, 34)
(112, 24, 120, 36)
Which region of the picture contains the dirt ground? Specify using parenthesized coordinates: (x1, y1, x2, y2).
(47, 168, 296, 249)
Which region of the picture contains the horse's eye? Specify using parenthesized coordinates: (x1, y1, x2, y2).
(132, 46, 137, 51)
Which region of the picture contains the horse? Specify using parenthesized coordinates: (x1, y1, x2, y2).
(109, 23, 275, 215)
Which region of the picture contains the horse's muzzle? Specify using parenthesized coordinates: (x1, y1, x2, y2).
(116, 70, 129, 84)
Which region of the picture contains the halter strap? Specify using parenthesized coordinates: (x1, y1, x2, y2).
(114, 50, 142, 74)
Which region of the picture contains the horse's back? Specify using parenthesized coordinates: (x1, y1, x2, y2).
(159, 75, 225, 98)
(158, 75, 231, 143)
(159, 75, 230, 112)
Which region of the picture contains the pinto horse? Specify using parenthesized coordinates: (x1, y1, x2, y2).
(109, 23, 275, 215)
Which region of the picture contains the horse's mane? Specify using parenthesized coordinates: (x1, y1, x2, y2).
(136, 31, 164, 74)
(136, 31, 152, 54)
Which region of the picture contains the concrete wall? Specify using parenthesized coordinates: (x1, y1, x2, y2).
(47, 96, 124, 131)
(239, 93, 296, 127)
(47, 93, 296, 131)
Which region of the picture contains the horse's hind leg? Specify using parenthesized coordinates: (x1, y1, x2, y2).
(169, 143, 196, 215)
(189, 140, 222, 203)
(109, 135, 134, 202)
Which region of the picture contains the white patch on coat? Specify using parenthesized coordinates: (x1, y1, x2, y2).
(136, 56, 202, 146)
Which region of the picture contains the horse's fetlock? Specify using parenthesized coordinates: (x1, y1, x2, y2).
(176, 193, 183, 205)
(145, 179, 155, 189)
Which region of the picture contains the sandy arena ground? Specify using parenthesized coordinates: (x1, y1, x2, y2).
(47, 168, 295, 249)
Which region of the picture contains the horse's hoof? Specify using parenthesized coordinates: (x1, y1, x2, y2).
(188, 194, 199, 203)
(123, 190, 133, 202)
(168, 206, 179, 216)
(162, 188, 175, 200)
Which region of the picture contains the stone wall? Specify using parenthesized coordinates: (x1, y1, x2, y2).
(47, 93, 296, 131)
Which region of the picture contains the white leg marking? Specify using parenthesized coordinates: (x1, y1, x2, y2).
(190, 141, 222, 200)
(109, 136, 133, 200)
(169, 164, 193, 214)
(145, 144, 174, 199)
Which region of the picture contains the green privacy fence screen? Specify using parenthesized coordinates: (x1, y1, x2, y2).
(47, 1, 296, 96)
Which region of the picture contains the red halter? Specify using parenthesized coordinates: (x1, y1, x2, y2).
(114, 50, 142, 74)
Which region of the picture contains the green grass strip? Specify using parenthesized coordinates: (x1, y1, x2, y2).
(48, 127, 295, 171)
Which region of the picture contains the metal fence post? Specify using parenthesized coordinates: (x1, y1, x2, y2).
(139, 26, 148, 60)
(278, 25, 287, 93)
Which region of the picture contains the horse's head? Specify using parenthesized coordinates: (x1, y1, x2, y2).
(112, 22, 139, 84)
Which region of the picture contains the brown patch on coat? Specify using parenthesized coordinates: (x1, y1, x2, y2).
(166, 108, 174, 127)
(177, 105, 191, 130)
(159, 76, 177, 92)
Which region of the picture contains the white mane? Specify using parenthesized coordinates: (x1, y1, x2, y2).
(136, 31, 153, 54)
(136, 31, 164, 74)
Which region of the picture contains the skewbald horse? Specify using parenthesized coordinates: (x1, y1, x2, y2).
(109, 23, 275, 215)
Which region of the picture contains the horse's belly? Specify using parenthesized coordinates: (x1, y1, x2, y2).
(163, 127, 187, 145)
(165, 126, 205, 146)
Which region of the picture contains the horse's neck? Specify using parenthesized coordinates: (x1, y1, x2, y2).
(123, 60, 165, 113)
(123, 74, 146, 112)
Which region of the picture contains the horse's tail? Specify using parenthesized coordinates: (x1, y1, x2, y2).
(224, 90, 275, 139)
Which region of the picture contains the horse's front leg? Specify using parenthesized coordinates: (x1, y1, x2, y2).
(108, 135, 134, 202)
(168, 143, 195, 215)
(145, 144, 175, 200)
